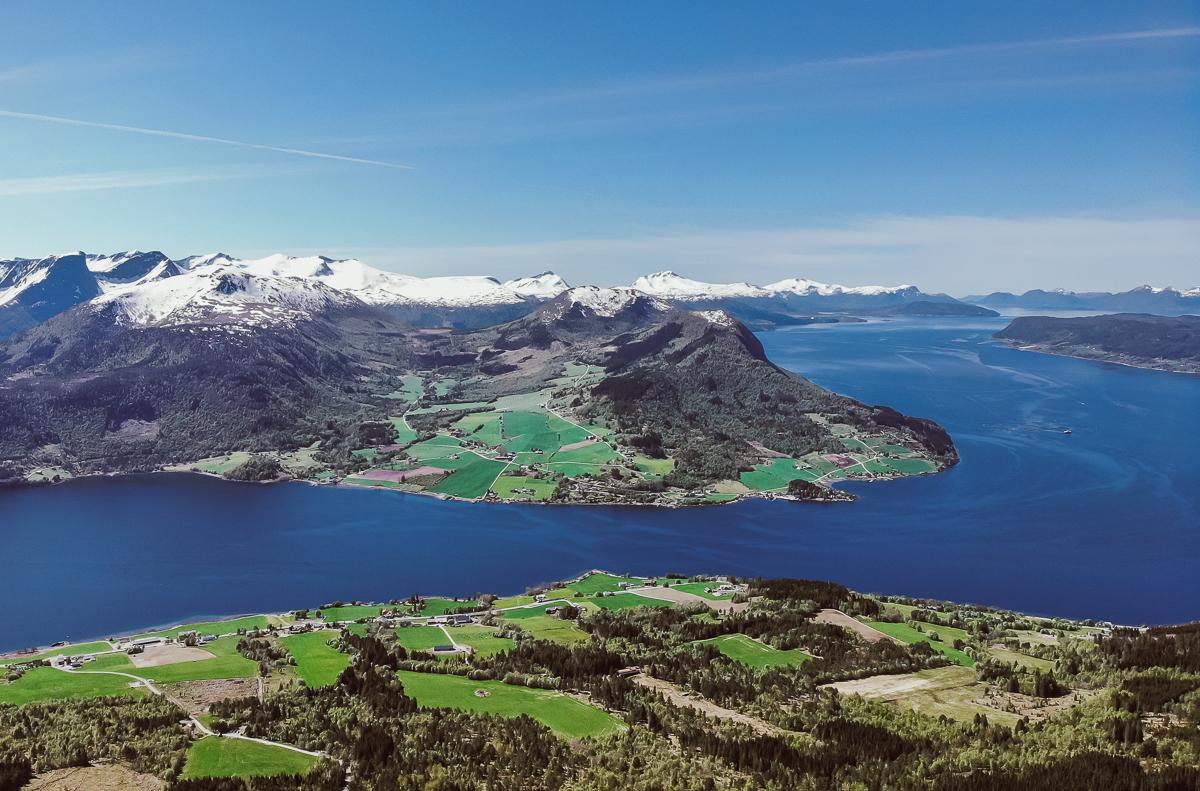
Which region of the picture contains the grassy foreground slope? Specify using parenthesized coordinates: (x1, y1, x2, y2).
(181, 736, 317, 779)
(397, 671, 623, 739)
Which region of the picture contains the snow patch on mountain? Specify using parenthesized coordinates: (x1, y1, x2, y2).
(630, 270, 919, 300)
(692, 309, 738, 327)
(554, 286, 668, 318)
(503, 272, 570, 299)
(93, 265, 363, 328)
(764, 278, 917, 297)
(632, 271, 766, 299)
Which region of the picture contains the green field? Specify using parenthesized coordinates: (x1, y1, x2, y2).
(1, 641, 113, 665)
(739, 458, 818, 491)
(452, 626, 515, 657)
(490, 474, 557, 501)
(320, 604, 384, 621)
(429, 455, 510, 499)
(499, 614, 590, 644)
(589, 593, 670, 611)
(455, 412, 505, 447)
(384, 374, 424, 402)
(405, 435, 465, 460)
(282, 632, 349, 688)
(181, 737, 318, 779)
(880, 458, 938, 474)
(178, 452, 254, 475)
(866, 621, 975, 667)
(566, 573, 642, 595)
(137, 637, 259, 683)
(397, 671, 622, 739)
(697, 634, 812, 668)
(671, 582, 734, 600)
(498, 605, 563, 620)
(420, 597, 481, 616)
(550, 441, 620, 465)
(408, 400, 492, 415)
(389, 415, 418, 444)
(84, 653, 135, 671)
(0, 667, 146, 705)
(633, 455, 674, 476)
(131, 616, 271, 641)
(395, 626, 453, 652)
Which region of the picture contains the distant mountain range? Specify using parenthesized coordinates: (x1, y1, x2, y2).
(967, 285, 1200, 315)
(0, 251, 574, 338)
(1, 253, 1003, 340)
(627, 271, 995, 325)
(995, 313, 1200, 374)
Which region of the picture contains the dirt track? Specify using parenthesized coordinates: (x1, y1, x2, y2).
(129, 644, 214, 668)
(814, 609, 899, 643)
(24, 764, 162, 791)
(632, 586, 748, 614)
(634, 675, 782, 735)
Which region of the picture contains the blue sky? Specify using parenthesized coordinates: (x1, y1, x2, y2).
(0, 2, 1196, 294)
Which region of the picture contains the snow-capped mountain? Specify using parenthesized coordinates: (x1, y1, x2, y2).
(0, 253, 101, 337)
(629, 271, 924, 301)
(969, 285, 1200, 315)
(631, 271, 766, 300)
(547, 285, 669, 320)
(626, 270, 963, 326)
(87, 251, 180, 286)
(503, 272, 571, 300)
(764, 278, 920, 298)
(0, 249, 573, 337)
(92, 265, 365, 329)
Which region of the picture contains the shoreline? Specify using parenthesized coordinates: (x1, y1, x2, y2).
(0, 567, 652, 657)
(998, 340, 1200, 376)
(1, 565, 1133, 660)
(4, 465, 956, 507)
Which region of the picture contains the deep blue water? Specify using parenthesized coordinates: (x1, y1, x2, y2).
(2, 316, 1198, 649)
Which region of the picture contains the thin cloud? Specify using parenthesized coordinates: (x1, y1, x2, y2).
(332, 215, 1200, 295)
(441, 26, 1200, 112)
(0, 110, 413, 170)
(0, 165, 300, 197)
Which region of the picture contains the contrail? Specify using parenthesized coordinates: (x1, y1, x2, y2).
(0, 109, 413, 170)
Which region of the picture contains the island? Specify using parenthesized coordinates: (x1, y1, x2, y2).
(1, 569, 1196, 790)
(995, 313, 1200, 374)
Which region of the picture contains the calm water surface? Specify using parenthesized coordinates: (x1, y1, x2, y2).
(2, 316, 1197, 649)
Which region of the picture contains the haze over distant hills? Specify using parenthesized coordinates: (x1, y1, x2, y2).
(6, 249, 1196, 343)
(968, 285, 1200, 315)
(0, 252, 1000, 339)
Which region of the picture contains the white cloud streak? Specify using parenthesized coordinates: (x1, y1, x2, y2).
(0, 110, 413, 170)
(324, 215, 1200, 296)
(0, 165, 299, 197)
(441, 27, 1200, 111)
